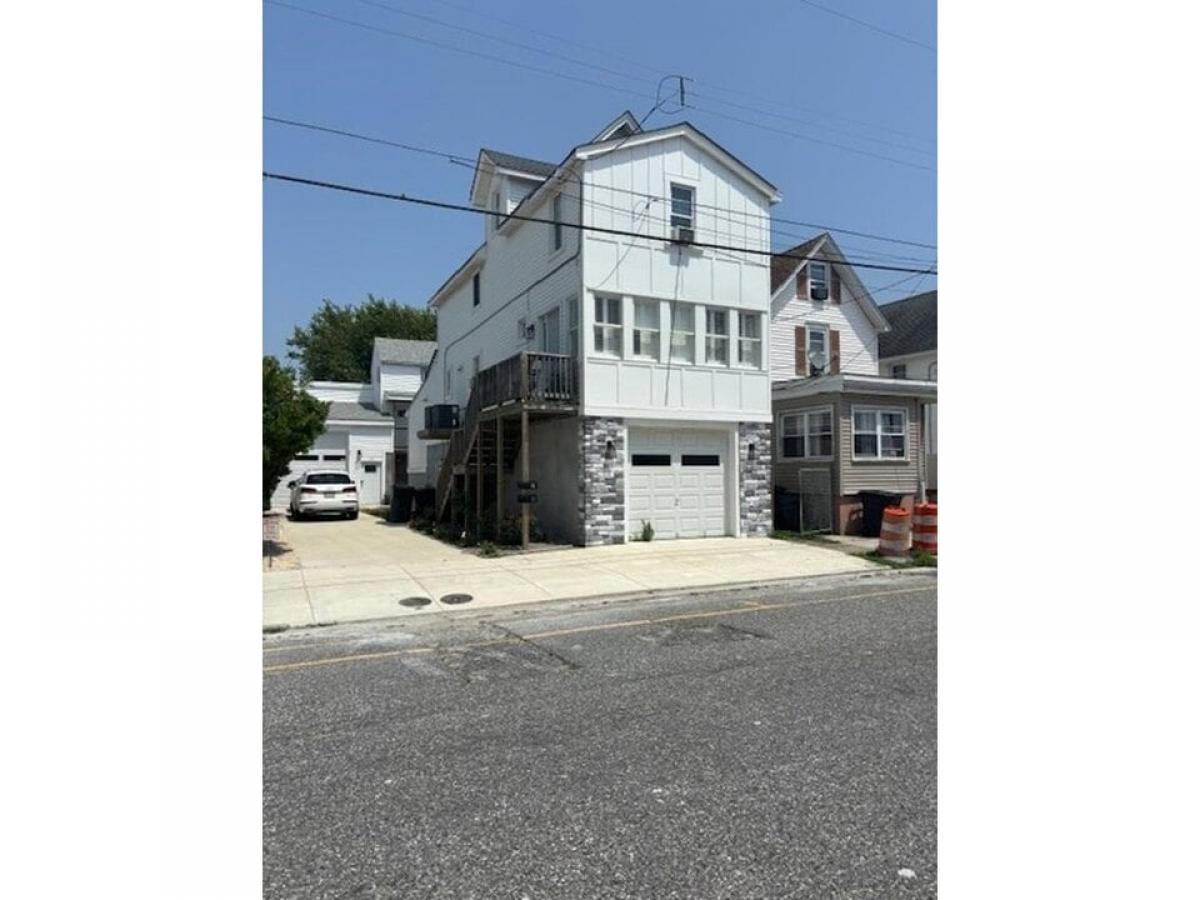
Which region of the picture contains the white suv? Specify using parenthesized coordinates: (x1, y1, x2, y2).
(288, 470, 359, 520)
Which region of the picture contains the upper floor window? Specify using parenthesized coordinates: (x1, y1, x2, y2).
(551, 193, 563, 251)
(705, 308, 729, 365)
(633, 300, 660, 360)
(852, 407, 908, 460)
(670, 183, 695, 231)
(491, 191, 502, 229)
(566, 298, 579, 358)
(808, 262, 829, 301)
(594, 295, 622, 356)
(737, 312, 762, 368)
(669, 303, 695, 364)
(806, 324, 829, 375)
(891, 363, 907, 379)
(779, 408, 834, 459)
(472, 272, 480, 307)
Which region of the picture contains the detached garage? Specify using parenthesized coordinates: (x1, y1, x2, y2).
(626, 427, 733, 540)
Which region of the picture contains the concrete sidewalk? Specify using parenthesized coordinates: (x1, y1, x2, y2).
(263, 516, 877, 629)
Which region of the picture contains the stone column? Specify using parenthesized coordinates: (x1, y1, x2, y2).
(737, 421, 773, 537)
(578, 416, 626, 545)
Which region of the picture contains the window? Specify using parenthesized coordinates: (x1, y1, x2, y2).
(779, 409, 833, 459)
(705, 308, 729, 365)
(852, 408, 908, 460)
(737, 312, 762, 368)
(633, 299, 660, 359)
(631, 453, 671, 466)
(306, 472, 354, 485)
(670, 183, 694, 230)
(539, 308, 561, 353)
(593, 295, 623, 356)
(669, 302, 695, 363)
(806, 325, 829, 376)
(363, 463, 378, 473)
(551, 192, 563, 251)
(891, 363, 907, 379)
(322, 454, 346, 462)
(566, 299, 579, 357)
(681, 454, 720, 466)
(809, 262, 829, 301)
(492, 191, 502, 228)
(472, 272, 480, 307)
(294, 454, 318, 461)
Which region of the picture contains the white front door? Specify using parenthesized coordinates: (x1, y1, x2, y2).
(358, 460, 382, 504)
(627, 428, 728, 540)
(539, 308, 561, 353)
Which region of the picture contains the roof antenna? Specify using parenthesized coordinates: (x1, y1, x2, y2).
(645, 74, 692, 124)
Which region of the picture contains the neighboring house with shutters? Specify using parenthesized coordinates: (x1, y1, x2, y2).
(877, 289, 937, 497)
(767, 233, 937, 534)
(409, 110, 781, 545)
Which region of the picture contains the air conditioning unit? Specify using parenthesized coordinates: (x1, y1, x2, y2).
(811, 286, 829, 301)
(670, 224, 695, 244)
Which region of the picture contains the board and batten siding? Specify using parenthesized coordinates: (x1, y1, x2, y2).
(769, 267, 879, 381)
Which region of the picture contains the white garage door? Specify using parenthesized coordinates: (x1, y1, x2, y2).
(627, 428, 728, 540)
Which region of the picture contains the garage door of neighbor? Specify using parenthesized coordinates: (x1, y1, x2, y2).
(627, 428, 728, 540)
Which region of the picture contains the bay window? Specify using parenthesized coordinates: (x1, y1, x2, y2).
(669, 303, 695, 363)
(852, 407, 908, 460)
(779, 408, 834, 459)
(593, 295, 622, 356)
(632, 299, 660, 359)
(705, 308, 729, 365)
(737, 312, 762, 368)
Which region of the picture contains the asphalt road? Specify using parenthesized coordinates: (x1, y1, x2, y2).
(264, 571, 937, 899)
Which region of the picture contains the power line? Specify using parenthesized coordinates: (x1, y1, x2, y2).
(262, 170, 937, 275)
(796, 0, 936, 53)
(264, 115, 936, 251)
(265, 1, 933, 173)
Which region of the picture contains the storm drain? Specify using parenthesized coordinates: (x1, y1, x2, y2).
(636, 622, 767, 647)
(398, 596, 432, 608)
(439, 593, 474, 606)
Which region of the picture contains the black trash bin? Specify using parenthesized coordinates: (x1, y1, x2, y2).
(774, 486, 800, 532)
(389, 485, 414, 523)
(413, 487, 437, 519)
(859, 490, 902, 538)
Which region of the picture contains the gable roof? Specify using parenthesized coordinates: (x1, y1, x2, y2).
(878, 290, 937, 359)
(768, 233, 890, 332)
(478, 149, 557, 179)
(374, 337, 436, 367)
(591, 110, 643, 143)
(326, 400, 392, 423)
(771, 233, 828, 292)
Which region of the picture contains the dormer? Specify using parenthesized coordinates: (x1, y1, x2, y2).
(469, 148, 557, 241)
(590, 110, 642, 143)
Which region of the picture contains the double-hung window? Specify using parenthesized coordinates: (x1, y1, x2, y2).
(806, 325, 828, 376)
(891, 363, 907, 379)
(593, 295, 623, 356)
(551, 192, 563, 251)
(779, 409, 834, 459)
(852, 407, 908, 460)
(670, 183, 695, 232)
(809, 262, 829, 301)
(566, 299, 579, 358)
(705, 308, 729, 365)
(737, 312, 762, 368)
(632, 299, 660, 360)
(669, 303, 695, 363)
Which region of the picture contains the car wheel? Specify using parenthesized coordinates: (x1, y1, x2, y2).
(347, 510, 359, 521)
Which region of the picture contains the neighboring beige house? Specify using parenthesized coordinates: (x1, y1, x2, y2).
(877, 290, 937, 497)
(768, 234, 937, 534)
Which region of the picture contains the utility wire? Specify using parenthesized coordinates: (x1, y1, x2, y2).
(262, 170, 937, 275)
(265, 1, 933, 173)
(264, 115, 936, 251)
(796, 0, 936, 53)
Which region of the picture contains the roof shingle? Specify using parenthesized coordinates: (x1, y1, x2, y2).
(374, 337, 436, 366)
(878, 290, 937, 358)
(325, 401, 392, 423)
(480, 149, 557, 179)
(770, 234, 828, 293)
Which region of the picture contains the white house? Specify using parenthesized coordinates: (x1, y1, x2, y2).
(270, 337, 435, 510)
(767, 234, 937, 533)
(410, 111, 781, 544)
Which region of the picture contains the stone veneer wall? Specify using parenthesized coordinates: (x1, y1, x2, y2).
(579, 416, 626, 545)
(738, 421, 773, 537)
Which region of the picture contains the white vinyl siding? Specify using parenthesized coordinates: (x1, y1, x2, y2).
(770, 268, 879, 380)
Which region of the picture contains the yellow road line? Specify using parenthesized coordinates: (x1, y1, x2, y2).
(263, 584, 932, 674)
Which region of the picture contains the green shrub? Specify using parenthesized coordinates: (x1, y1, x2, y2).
(911, 550, 938, 567)
(478, 540, 499, 558)
(639, 520, 655, 542)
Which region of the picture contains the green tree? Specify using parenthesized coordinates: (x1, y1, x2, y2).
(263, 356, 328, 509)
(287, 295, 436, 382)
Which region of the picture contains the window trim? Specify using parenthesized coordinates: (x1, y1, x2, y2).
(669, 181, 695, 231)
(593, 294, 623, 358)
(808, 262, 829, 301)
(850, 405, 909, 462)
(736, 311, 762, 369)
(777, 406, 834, 461)
(704, 306, 730, 367)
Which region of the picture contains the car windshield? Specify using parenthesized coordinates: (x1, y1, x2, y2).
(307, 473, 353, 485)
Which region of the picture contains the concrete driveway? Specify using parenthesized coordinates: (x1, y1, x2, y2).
(263, 515, 876, 629)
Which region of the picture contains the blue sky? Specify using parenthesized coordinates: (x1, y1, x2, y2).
(264, 0, 936, 361)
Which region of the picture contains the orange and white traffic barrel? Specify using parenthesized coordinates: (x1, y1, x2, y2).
(913, 502, 938, 555)
(878, 506, 911, 557)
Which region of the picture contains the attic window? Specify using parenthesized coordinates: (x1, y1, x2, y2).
(809, 263, 829, 301)
(670, 184, 694, 231)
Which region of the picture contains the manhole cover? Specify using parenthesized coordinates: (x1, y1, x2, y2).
(398, 596, 432, 608)
(439, 593, 474, 605)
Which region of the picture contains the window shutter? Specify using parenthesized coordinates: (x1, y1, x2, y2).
(831, 270, 842, 304)
(830, 329, 841, 374)
(796, 266, 808, 299)
(794, 326, 806, 375)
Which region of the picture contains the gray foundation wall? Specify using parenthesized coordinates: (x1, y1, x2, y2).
(738, 421, 773, 537)
(579, 416, 626, 546)
(527, 417, 583, 545)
